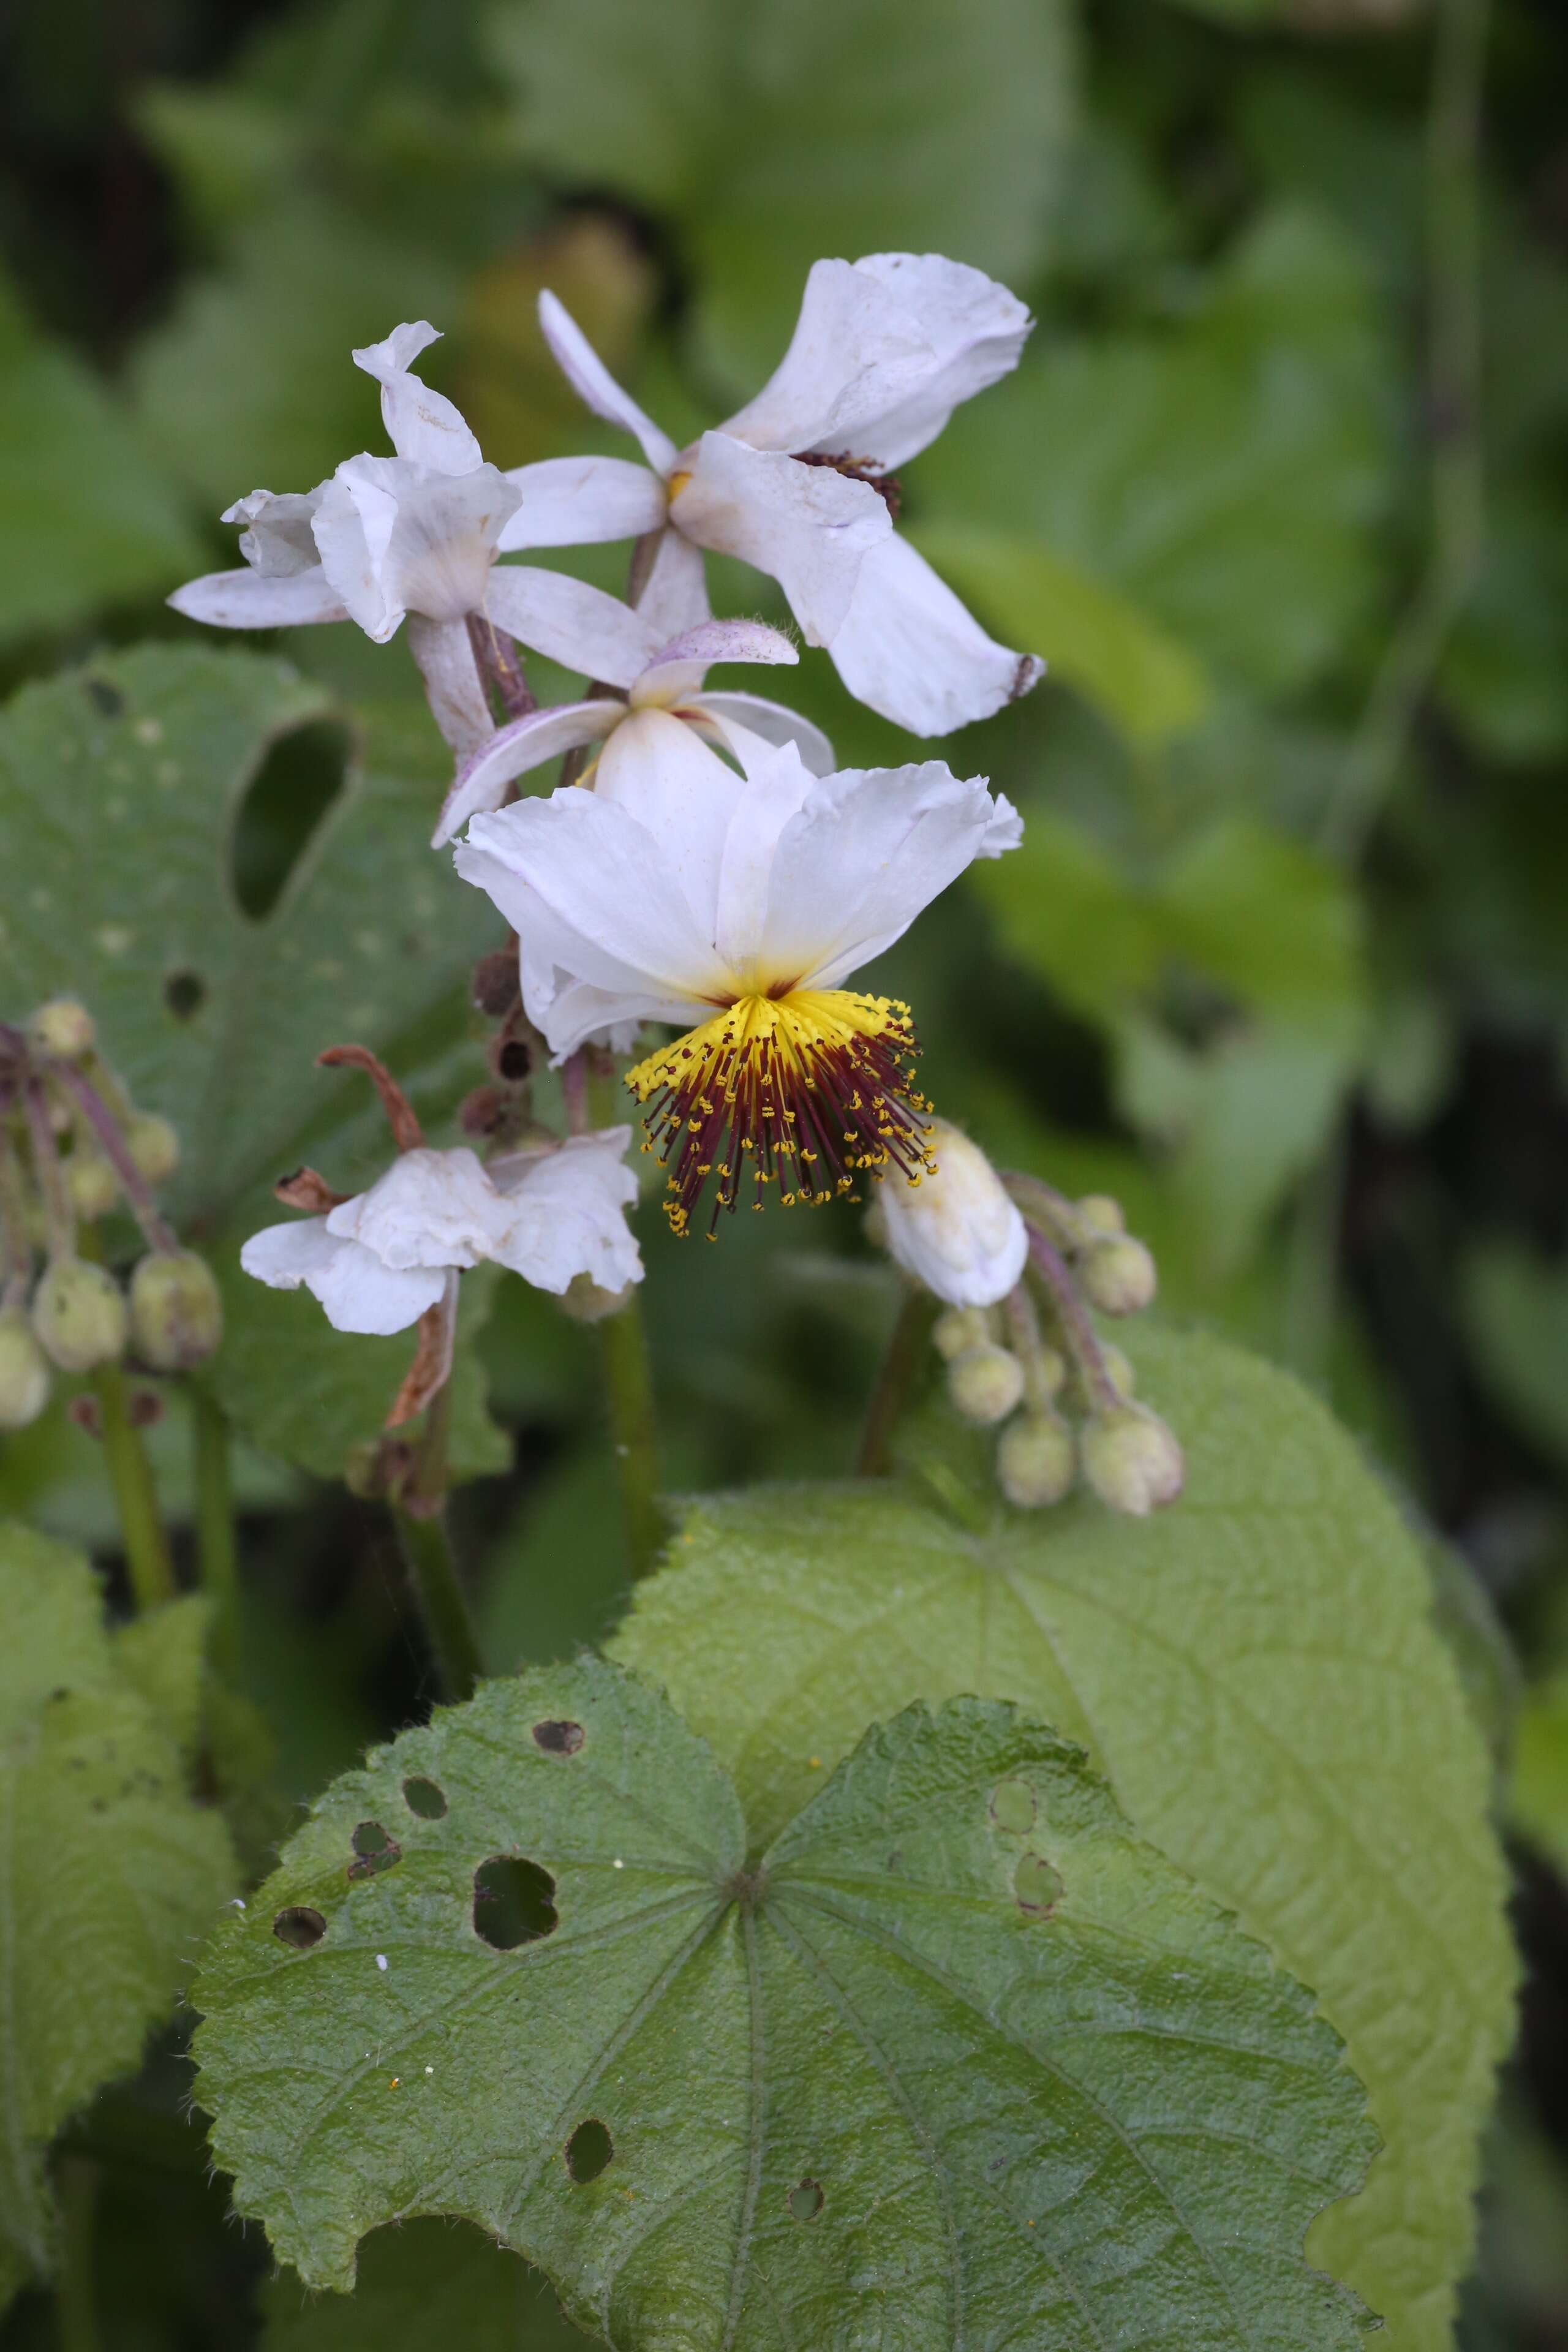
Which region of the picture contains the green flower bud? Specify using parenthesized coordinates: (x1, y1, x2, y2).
(126, 1113, 179, 1186)
(1074, 1193, 1125, 1238)
(129, 1250, 224, 1370)
(31, 1259, 127, 1372)
(1099, 1342, 1134, 1398)
(947, 1343, 1025, 1427)
(1081, 1404, 1184, 1517)
(28, 1000, 96, 1061)
(997, 1411, 1076, 1509)
(1079, 1235, 1156, 1317)
(0, 1308, 51, 1429)
(66, 1148, 120, 1221)
(933, 1306, 990, 1361)
(1028, 1343, 1068, 1403)
(556, 1272, 636, 1324)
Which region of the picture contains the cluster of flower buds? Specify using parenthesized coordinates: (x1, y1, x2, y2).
(0, 1001, 221, 1427)
(875, 1120, 1183, 1518)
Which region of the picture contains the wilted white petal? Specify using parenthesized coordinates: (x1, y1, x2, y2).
(431, 700, 618, 847)
(488, 1129, 642, 1295)
(673, 431, 889, 647)
(167, 568, 349, 629)
(239, 1216, 442, 1335)
(314, 458, 522, 639)
(483, 565, 660, 689)
(691, 692, 835, 779)
(407, 616, 495, 764)
(497, 455, 668, 551)
(878, 1121, 1028, 1308)
(537, 291, 677, 475)
(978, 791, 1024, 859)
(827, 255, 1033, 469)
(717, 257, 933, 458)
(221, 487, 326, 576)
(630, 618, 797, 708)
(630, 527, 710, 639)
(353, 323, 483, 475)
(325, 1146, 514, 1270)
(826, 533, 1043, 735)
(352, 322, 442, 377)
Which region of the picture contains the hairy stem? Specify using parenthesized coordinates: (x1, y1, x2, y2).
(600, 1298, 666, 1580)
(393, 1506, 482, 1703)
(856, 1285, 937, 1477)
(50, 1063, 178, 1254)
(191, 1386, 239, 1678)
(1025, 1224, 1122, 1413)
(92, 1362, 175, 1610)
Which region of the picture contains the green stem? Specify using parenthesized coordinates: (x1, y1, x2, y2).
(191, 1386, 239, 1678)
(91, 1362, 175, 1610)
(600, 1297, 666, 1578)
(55, 2155, 100, 2352)
(856, 1286, 937, 1477)
(393, 1505, 481, 1703)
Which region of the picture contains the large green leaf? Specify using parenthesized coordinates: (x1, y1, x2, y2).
(194, 1657, 1374, 2348)
(612, 1325, 1517, 2352)
(491, 0, 1074, 392)
(0, 1525, 235, 2310)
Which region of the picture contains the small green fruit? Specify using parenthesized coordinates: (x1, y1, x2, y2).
(947, 1343, 1025, 1427)
(31, 1259, 127, 1372)
(129, 1250, 224, 1370)
(0, 1308, 51, 1428)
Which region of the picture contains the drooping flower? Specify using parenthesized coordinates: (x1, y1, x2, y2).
(876, 1119, 1028, 1307)
(535, 253, 1045, 736)
(431, 617, 833, 845)
(454, 734, 1021, 1235)
(168, 323, 671, 756)
(241, 1134, 641, 1334)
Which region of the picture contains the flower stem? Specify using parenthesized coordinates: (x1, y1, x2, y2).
(91, 1362, 175, 1611)
(1025, 1224, 1121, 1412)
(856, 1285, 937, 1477)
(600, 1298, 666, 1579)
(393, 1506, 481, 1703)
(191, 1386, 239, 1678)
(55, 2155, 101, 2352)
(49, 1063, 178, 1254)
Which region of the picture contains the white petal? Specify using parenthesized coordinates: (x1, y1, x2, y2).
(496, 455, 668, 551)
(829, 255, 1033, 469)
(692, 692, 835, 779)
(672, 432, 889, 646)
(221, 487, 325, 576)
(314, 457, 522, 637)
(483, 565, 660, 690)
(407, 617, 494, 764)
(325, 1147, 511, 1270)
(311, 463, 401, 639)
(630, 527, 710, 639)
(488, 1129, 643, 1295)
(456, 791, 731, 1054)
(878, 1123, 1028, 1308)
(594, 709, 745, 938)
(756, 760, 1007, 992)
(353, 323, 483, 475)
(431, 700, 618, 847)
(630, 618, 797, 708)
(537, 291, 677, 475)
(717, 257, 933, 456)
(711, 739, 818, 975)
(168, 568, 347, 629)
(978, 790, 1024, 859)
(826, 533, 1044, 736)
(239, 1216, 442, 1335)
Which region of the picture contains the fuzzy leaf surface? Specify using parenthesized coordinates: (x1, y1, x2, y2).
(194, 1658, 1373, 2350)
(612, 1325, 1516, 2352)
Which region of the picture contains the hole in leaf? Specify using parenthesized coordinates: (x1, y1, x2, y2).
(990, 1779, 1036, 1835)
(347, 1820, 402, 1880)
(1013, 1853, 1063, 1917)
(273, 1905, 326, 1949)
(473, 1856, 557, 1948)
(788, 2179, 824, 2221)
(86, 678, 124, 717)
(164, 970, 206, 1022)
(230, 719, 352, 920)
(402, 1776, 447, 1819)
(531, 1718, 585, 1757)
(565, 2119, 612, 2183)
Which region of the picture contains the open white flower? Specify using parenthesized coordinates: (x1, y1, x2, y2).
(876, 1120, 1027, 1307)
(168, 322, 671, 756)
(240, 1135, 640, 1334)
(431, 617, 834, 845)
(454, 733, 1021, 1235)
(536, 253, 1044, 737)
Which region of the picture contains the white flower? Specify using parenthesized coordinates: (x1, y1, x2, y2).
(431, 616, 835, 845)
(876, 1120, 1027, 1307)
(240, 1136, 641, 1334)
(454, 732, 1022, 1236)
(168, 323, 670, 756)
(535, 254, 1045, 737)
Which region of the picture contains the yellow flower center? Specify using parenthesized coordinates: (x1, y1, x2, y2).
(625, 989, 937, 1238)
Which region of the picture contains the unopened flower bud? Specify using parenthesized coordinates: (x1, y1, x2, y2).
(1074, 1194, 1125, 1238)
(66, 1148, 120, 1221)
(556, 1271, 635, 1324)
(878, 1121, 1028, 1309)
(1081, 1404, 1184, 1517)
(997, 1411, 1076, 1509)
(1028, 1343, 1068, 1403)
(1099, 1342, 1135, 1398)
(126, 1113, 179, 1185)
(1079, 1235, 1156, 1317)
(948, 1343, 1025, 1427)
(129, 1250, 224, 1370)
(0, 1308, 51, 1428)
(31, 1259, 127, 1372)
(28, 1000, 96, 1061)
(933, 1306, 990, 1361)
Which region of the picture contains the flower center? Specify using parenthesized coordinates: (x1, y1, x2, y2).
(625, 990, 937, 1238)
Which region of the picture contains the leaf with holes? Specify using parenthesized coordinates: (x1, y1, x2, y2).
(0, 1523, 236, 2312)
(611, 1325, 1517, 2352)
(0, 645, 509, 1479)
(192, 1655, 1375, 2348)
